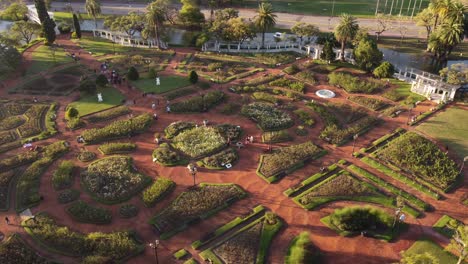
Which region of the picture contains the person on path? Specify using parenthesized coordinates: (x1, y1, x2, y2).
(153, 113, 158, 120)
(151, 102, 156, 109)
(5, 216, 10, 225)
(249, 136, 254, 143)
(166, 106, 171, 113)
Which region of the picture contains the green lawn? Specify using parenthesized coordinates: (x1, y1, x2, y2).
(241, 0, 430, 17)
(26, 45, 74, 76)
(131, 75, 191, 94)
(68, 87, 125, 117)
(76, 36, 133, 57)
(53, 12, 105, 22)
(416, 106, 468, 158)
(402, 239, 459, 264)
(389, 79, 426, 106)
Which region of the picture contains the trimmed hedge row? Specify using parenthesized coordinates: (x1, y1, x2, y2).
(262, 130, 291, 143)
(328, 72, 382, 94)
(141, 177, 175, 207)
(171, 91, 225, 113)
(66, 200, 112, 224)
(283, 163, 340, 197)
(348, 96, 389, 111)
(52, 160, 75, 190)
(81, 114, 153, 144)
(98, 142, 137, 155)
(86, 105, 130, 123)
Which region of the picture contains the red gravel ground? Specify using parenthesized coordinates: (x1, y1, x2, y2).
(0, 34, 466, 264)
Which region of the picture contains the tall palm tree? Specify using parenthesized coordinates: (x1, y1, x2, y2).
(334, 13, 359, 61)
(431, 0, 453, 30)
(447, 1, 466, 24)
(85, 0, 102, 28)
(146, 0, 168, 49)
(439, 22, 464, 59)
(254, 2, 277, 48)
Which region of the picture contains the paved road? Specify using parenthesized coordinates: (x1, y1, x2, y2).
(47, 1, 426, 38)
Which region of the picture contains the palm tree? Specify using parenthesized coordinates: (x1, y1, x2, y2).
(447, 1, 466, 24)
(85, 0, 102, 28)
(146, 0, 168, 49)
(334, 13, 359, 61)
(254, 2, 277, 48)
(439, 22, 464, 60)
(431, 0, 453, 30)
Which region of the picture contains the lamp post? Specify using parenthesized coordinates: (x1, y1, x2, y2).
(145, 58, 152, 73)
(112, 36, 116, 54)
(216, 68, 221, 83)
(460, 156, 468, 174)
(187, 163, 197, 186)
(352, 133, 359, 156)
(148, 240, 160, 264)
(406, 104, 413, 125)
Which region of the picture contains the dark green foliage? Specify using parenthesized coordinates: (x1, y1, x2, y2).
(34, 0, 49, 23)
(95, 74, 108, 87)
(141, 177, 175, 207)
(283, 64, 300, 75)
(171, 91, 225, 113)
(127, 66, 139, 81)
(285, 232, 321, 264)
(52, 160, 75, 190)
(328, 72, 382, 94)
(72, 13, 81, 38)
(148, 68, 157, 79)
(373, 61, 395, 78)
(57, 23, 71, 34)
(0, 44, 21, 78)
(79, 77, 97, 94)
(0, 234, 52, 264)
(67, 200, 112, 224)
(119, 204, 139, 218)
(321, 41, 335, 62)
(42, 18, 56, 45)
(189, 70, 198, 84)
(57, 189, 80, 204)
(353, 38, 383, 72)
(65, 107, 79, 119)
(329, 206, 392, 232)
(152, 143, 187, 166)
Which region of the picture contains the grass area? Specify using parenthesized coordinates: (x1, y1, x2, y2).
(26, 44, 74, 76)
(416, 106, 468, 159)
(76, 36, 133, 57)
(53, 11, 105, 22)
(131, 75, 191, 94)
(68, 87, 125, 117)
(377, 36, 468, 59)
(402, 239, 459, 264)
(241, 0, 429, 17)
(388, 79, 426, 105)
(432, 215, 461, 238)
(285, 232, 320, 264)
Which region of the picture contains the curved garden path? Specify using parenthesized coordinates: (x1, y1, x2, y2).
(0, 35, 466, 264)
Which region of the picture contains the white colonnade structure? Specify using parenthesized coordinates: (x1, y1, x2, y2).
(92, 29, 167, 49)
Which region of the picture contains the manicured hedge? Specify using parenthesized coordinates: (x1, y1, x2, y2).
(98, 142, 137, 155)
(141, 177, 175, 207)
(86, 106, 130, 123)
(171, 91, 225, 113)
(0, 234, 52, 264)
(198, 148, 238, 169)
(58, 189, 80, 204)
(23, 213, 144, 260)
(241, 102, 293, 131)
(328, 72, 382, 93)
(66, 200, 112, 224)
(52, 160, 75, 190)
(285, 232, 321, 264)
(81, 114, 153, 144)
(348, 96, 389, 111)
(262, 130, 291, 143)
(257, 141, 326, 182)
(152, 143, 188, 166)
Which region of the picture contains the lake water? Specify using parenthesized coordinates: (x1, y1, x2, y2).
(0, 20, 13, 32)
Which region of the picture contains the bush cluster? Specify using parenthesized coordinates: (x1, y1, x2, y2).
(98, 142, 137, 155)
(200, 148, 238, 169)
(52, 160, 75, 190)
(329, 206, 393, 232)
(141, 177, 175, 207)
(171, 91, 225, 113)
(241, 102, 293, 131)
(66, 200, 112, 224)
(328, 72, 382, 94)
(119, 204, 139, 218)
(58, 189, 80, 204)
(152, 143, 187, 166)
(269, 78, 305, 93)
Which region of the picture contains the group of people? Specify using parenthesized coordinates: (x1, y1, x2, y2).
(110, 70, 123, 85)
(76, 135, 85, 143)
(245, 135, 254, 145)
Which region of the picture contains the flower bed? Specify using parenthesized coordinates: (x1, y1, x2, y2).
(17, 105, 48, 138)
(23, 213, 144, 260)
(294, 71, 317, 85)
(293, 109, 315, 127)
(85, 106, 131, 123)
(150, 183, 246, 239)
(165, 121, 196, 139)
(98, 142, 137, 155)
(141, 177, 175, 207)
(214, 124, 242, 140)
(0, 234, 52, 264)
(320, 116, 379, 146)
(257, 141, 326, 183)
(198, 148, 238, 169)
(66, 200, 112, 224)
(261, 130, 291, 143)
(0, 152, 39, 171)
(81, 156, 152, 204)
(152, 143, 188, 166)
(0, 115, 25, 130)
(58, 189, 80, 204)
(252, 92, 280, 104)
(348, 96, 389, 111)
(376, 132, 458, 191)
(241, 102, 293, 131)
(328, 72, 382, 94)
(119, 204, 139, 218)
(0, 170, 17, 211)
(52, 160, 75, 190)
(321, 206, 398, 241)
(244, 74, 279, 86)
(77, 151, 96, 162)
(171, 91, 225, 113)
(81, 114, 153, 144)
(269, 78, 305, 93)
(172, 126, 227, 158)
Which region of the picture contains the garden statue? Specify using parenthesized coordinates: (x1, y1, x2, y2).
(97, 93, 103, 102)
(156, 77, 160, 86)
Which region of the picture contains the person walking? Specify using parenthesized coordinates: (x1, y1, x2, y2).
(5, 216, 10, 225)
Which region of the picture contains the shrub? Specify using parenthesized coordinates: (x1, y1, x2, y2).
(71, 32, 78, 39)
(285, 232, 321, 264)
(98, 142, 136, 155)
(148, 68, 157, 79)
(57, 23, 71, 34)
(189, 70, 198, 84)
(295, 125, 308, 136)
(252, 92, 279, 104)
(119, 204, 139, 218)
(198, 81, 210, 90)
(65, 107, 79, 120)
(171, 91, 225, 113)
(77, 151, 96, 162)
(283, 64, 300, 75)
(172, 126, 226, 158)
(127, 66, 139, 81)
(67, 200, 112, 224)
(328, 72, 381, 94)
(52, 160, 75, 190)
(81, 114, 152, 144)
(141, 177, 175, 207)
(79, 78, 97, 94)
(241, 102, 293, 131)
(329, 206, 393, 232)
(96, 74, 108, 87)
(293, 109, 315, 126)
(262, 130, 291, 143)
(58, 189, 80, 204)
(348, 96, 388, 111)
(373, 61, 395, 78)
(152, 143, 187, 166)
(199, 148, 238, 169)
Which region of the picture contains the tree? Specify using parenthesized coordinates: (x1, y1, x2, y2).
(34, 0, 56, 45)
(321, 41, 335, 63)
(353, 37, 383, 72)
(146, 0, 170, 49)
(447, 224, 467, 264)
(397, 16, 408, 44)
(96, 74, 108, 86)
(374, 14, 393, 41)
(415, 7, 435, 42)
(291, 22, 319, 43)
(254, 2, 277, 48)
(189, 70, 198, 84)
(10, 21, 41, 44)
(439, 63, 468, 84)
(373, 61, 395, 78)
(105, 12, 143, 39)
(34, 0, 49, 24)
(223, 17, 255, 44)
(127, 66, 139, 81)
(85, 0, 102, 28)
(79, 77, 96, 94)
(73, 13, 81, 39)
(334, 13, 359, 61)
(65, 107, 79, 120)
(179, 0, 205, 28)
(1, 2, 28, 21)
(0, 44, 21, 77)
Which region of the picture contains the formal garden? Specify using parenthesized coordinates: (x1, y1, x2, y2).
(0, 1, 466, 262)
